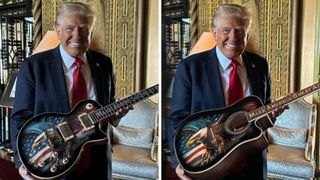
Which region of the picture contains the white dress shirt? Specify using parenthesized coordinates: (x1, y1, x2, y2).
(215, 47, 252, 105)
(59, 45, 96, 107)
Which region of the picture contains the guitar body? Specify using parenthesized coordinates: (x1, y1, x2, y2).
(174, 96, 272, 179)
(16, 84, 159, 179)
(17, 100, 106, 179)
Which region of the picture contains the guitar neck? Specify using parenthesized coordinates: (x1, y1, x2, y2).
(246, 83, 320, 121)
(88, 84, 158, 123)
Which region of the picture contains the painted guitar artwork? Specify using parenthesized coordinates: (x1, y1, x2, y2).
(174, 83, 320, 180)
(17, 84, 158, 179)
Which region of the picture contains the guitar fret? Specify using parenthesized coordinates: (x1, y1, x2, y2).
(246, 83, 320, 121)
(89, 113, 98, 123)
(89, 84, 158, 123)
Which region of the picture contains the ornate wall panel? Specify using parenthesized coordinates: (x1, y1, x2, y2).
(39, 0, 138, 97)
(111, 0, 135, 97)
(196, 0, 298, 99)
(198, 0, 219, 35)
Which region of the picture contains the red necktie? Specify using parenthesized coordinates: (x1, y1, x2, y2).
(71, 57, 87, 108)
(72, 58, 91, 173)
(228, 59, 243, 105)
(228, 59, 247, 174)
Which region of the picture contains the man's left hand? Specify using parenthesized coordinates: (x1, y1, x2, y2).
(100, 106, 133, 127)
(271, 105, 289, 118)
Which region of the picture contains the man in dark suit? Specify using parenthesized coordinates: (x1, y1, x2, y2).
(10, 2, 129, 180)
(167, 4, 272, 180)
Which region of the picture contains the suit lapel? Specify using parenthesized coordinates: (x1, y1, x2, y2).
(204, 48, 226, 107)
(49, 47, 70, 112)
(242, 52, 259, 96)
(87, 51, 104, 105)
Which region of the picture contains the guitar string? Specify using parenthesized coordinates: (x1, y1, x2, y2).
(88, 85, 158, 123)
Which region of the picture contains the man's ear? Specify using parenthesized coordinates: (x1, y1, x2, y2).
(212, 27, 217, 40)
(246, 32, 250, 41)
(55, 26, 61, 36)
(90, 31, 94, 40)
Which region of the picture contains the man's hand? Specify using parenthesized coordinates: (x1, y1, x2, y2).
(100, 106, 133, 127)
(271, 105, 289, 118)
(176, 165, 192, 180)
(19, 165, 35, 180)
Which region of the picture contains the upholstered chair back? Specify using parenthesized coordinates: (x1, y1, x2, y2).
(267, 99, 317, 179)
(111, 99, 158, 179)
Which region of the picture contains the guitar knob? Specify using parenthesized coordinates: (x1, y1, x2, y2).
(62, 157, 69, 164)
(38, 160, 45, 167)
(52, 151, 58, 159)
(50, 164, 58, 172)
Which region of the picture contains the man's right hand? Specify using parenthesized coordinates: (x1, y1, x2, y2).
(19, 165, 35, 180)
(176, 165, 192, 180)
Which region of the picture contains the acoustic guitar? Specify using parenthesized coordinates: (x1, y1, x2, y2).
(17, 84, 158, 179)
(174, 83, 320, 179)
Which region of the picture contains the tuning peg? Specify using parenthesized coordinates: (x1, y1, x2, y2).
(52, 151, 59, 159)
(62, 157, 69, 164)
(50, 164, 57, 172)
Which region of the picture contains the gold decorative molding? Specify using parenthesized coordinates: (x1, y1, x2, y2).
(314, 1, 320, 101)
(41, 0, 62, 36)
(32, 0, 42, 48)
(38, 0, 139, 98)
(198, 0, 219, 34)
(196, 0, 298, 99)
(189, 0, 199, 48)
(109, 0, 135, 97)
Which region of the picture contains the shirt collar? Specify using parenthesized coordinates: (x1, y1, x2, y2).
(59, 45, 88, 70)
(215, 46, 243, 71)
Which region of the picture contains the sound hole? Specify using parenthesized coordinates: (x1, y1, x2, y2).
(225, 112, 250, 135)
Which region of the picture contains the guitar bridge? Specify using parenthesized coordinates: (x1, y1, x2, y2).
(57, 122, 75, 141)
(78, 113, 94, 131)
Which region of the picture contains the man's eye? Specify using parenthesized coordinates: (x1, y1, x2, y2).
(235, 29, 245, 34)
(80, 28, 89, 32)
(221, 29, 230, 33)
(65, 28, 73, 32)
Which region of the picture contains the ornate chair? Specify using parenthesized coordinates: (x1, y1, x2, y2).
(267, 99, 317, 179)
(111, 100, 158, 179)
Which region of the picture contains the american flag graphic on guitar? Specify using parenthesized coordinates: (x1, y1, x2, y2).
(177, 115, 222, 167)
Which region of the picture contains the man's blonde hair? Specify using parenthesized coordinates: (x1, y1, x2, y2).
(212, 4, 253, 29)
(55, 2, 96, 28)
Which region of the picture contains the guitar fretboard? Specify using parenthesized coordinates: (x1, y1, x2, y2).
(88, 84, 158, 123)
(246, 83, 320, 121)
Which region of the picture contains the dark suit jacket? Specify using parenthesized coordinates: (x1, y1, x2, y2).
(167, 47, 271, 179)
(10, 46, 115, 179)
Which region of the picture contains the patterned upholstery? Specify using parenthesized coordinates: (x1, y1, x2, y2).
(267, 99, 317, 179)
(111, 100, 158, 179)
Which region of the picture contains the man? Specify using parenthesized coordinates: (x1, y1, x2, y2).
(10, 2, 128, 180)
(167, 4, 272, 180)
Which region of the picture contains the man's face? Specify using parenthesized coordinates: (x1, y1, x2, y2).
(212, 16, 249, 59)
(56, 15, 93, 57)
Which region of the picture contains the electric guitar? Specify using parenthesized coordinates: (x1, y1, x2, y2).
(174, 83, 320, 180)
(17, 84, 158, 179)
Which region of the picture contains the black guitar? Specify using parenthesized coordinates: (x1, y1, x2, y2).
(17, 84, 158, 179)
(174, 83, 320, 179)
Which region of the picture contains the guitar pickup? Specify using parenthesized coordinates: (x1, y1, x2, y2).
(78, 113, 94, 131)
(57, 122, 74, 142)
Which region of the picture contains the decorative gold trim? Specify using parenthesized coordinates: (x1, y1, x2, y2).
(32, 0, 42, 47)
(135, 0, 147, 92)
(189, 0, 199, 48)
